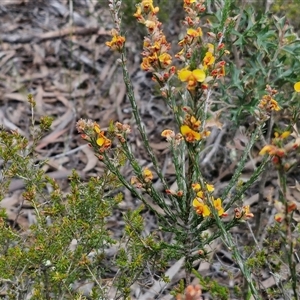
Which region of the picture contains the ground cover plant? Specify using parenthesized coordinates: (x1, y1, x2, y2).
(0, 0, 300, 299)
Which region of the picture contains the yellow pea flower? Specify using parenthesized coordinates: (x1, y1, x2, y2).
(294, 81, 300, 92)
(106, 34, 126, 51)
(213, 197, 224, 216)
(180, 125, 201, 142)
(203, 52, 215, 67)
(192, 198, 211, 217)
(178, 68, 206, 90)
(187, 27, 203, 38)
(143, 167, 153, 182)
(158, 53, 172, 67)
(94, 123, 111, 149)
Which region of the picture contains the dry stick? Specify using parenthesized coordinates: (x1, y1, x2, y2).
(9, 170, 84, 192)
(201, 127, 225, 165)
(0, 27, 109, 44)
(280, 168, 299, 300)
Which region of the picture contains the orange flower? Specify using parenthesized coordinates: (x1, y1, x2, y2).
(133, 6, 143, 21)
(180, 124, 201, 142)
(212, 197, 225, 216)
(259, 144, 286, 158)
(270, 98, 280, 111)
(211, 66, 225, 77)
(206, 184, 214, 192)
(141, 57, 152, 71)
(193, 198, 211, 217)
(192, 183, 214, 193)
(184, 0, 196, 5)
(94, 124, 111, 149)
(158, 53, 172, 67)
(141, 0, 159, 13)
(287, 201, 297, 213)
(259, 144, 277, 156)
(192, 183, 201, 191)
(106, 33, 126, 51)
(161, 129, 175, 141)
(234, 205, 254, 220)
(203, 52, 215, 67)
(193, 197, 225, 217)
(175, 48, 185, 59)
(96, 133, 111, 148)
(131, 176, 143, 189)
(279, 131, 291, 139)
(242, 205, 254, 219)
(275, 212, 285, 223)
(143, 167, 153, 182)
(178, 68, 206, 90)
(145, 20, 156, 33)
(258, 95, 280, 111)
(207, 43, 214, 53)
(187, 27, 203, 38)
(190, 116, 201, 129)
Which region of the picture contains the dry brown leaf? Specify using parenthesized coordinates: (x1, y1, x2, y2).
(35, 127, 69, 151)
(72, 74, 90, 90)
(205, 112, 223, 129)
(4, 93, 27, 102)
(81, 145, 98, 173)
(55, 93, 72, 108)
(0, 110, 28, 136)
(149, 142, 169, 150)
(32, 44, 45, 66)
(51, 108, 74, 129)
(0, 50, 16, 69)
(21, 65, 49, 82)
(140, 257, 184, 300)
(35, 85, 45, 115)
(39, 27, 104, 41)
(9, 170, 84, 193)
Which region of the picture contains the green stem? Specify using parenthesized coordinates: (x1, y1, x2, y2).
(102, 152, 175, 227)
(278, 165, 299, 300)
(120, 54, 169, 192)
(213, 211, 261, 299)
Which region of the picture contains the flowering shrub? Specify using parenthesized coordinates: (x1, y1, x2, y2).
(1, 0, 300, 299)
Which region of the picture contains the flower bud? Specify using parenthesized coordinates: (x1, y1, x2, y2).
(207, 32, 216, 38)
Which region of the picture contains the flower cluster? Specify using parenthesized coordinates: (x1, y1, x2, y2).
(180, 114, 210, 142)
(131, 167, 154, 189)
(251, 82, 300, 166)
(274, 200, 297, 223)
(176, 284, 203, 300)
(177, 0, 206, 62)
(257, 85, 280, 120)
(115, 122, 131, 143)
(94, 123, 112, 150)
(234, 205, 254, 220)
(106, 29, 126, 52)
(192, 183, 226, 218)
(177, 67, 206, 91)
(76, 119, 111, 153)
(134, 0, 175, 86)
(176, 1, 228, 91)
(259, 130, 300, 167)
(161, 129, 183, 146)
(106, 1, 126, 51)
